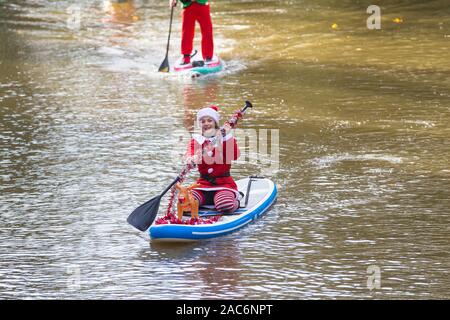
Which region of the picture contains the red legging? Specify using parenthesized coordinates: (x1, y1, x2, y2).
(192, 189, 239, 213)
(181, 2, 214, 59)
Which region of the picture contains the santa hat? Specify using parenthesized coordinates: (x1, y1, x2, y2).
(197, 105, 220, 127)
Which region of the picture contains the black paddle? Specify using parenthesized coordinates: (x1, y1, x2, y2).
(127, 101, 253, 231)
(158, 5, 175, 73)
(127, 176, 181, 231)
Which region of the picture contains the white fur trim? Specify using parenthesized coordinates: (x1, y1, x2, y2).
(192, 132, 233, 145)
(192, 134, 206, 145)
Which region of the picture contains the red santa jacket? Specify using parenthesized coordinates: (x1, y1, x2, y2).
(186, 132, 240, 191)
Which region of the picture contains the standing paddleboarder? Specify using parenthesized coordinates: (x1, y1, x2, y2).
(169, 0, 215, 65)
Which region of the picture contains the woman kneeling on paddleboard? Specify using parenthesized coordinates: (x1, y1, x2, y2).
(185, 106, 240, 213)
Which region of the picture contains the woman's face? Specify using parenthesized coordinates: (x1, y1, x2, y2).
(200, 116, 217, 136)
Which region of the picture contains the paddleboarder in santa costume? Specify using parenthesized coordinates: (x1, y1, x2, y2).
(169, 0, 214, 65)
(184, 106, 241, 213)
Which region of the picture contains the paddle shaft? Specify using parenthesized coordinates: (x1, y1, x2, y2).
(161, 175, 181, 197)
(219, 101, 253, 137)
(164, 6, 175, 59)
(242, 101, 253, 113)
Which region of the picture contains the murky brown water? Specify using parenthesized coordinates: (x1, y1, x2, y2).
(1, 0, 449, 299)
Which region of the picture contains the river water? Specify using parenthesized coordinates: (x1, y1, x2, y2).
(0, 0, 449, 299)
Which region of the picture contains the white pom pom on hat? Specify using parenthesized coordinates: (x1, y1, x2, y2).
(197, 105, 221, 127)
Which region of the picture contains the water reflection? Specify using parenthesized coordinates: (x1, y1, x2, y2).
(149, 239, 243, 299)
(102, 0, 139, 26)
(181, 79, 220, 132)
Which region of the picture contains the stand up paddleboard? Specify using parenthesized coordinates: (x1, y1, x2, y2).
(149, 177, 277, 242)
(173, 51, 223, 78)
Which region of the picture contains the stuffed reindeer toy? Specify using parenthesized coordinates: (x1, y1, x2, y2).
(175, 182, 200, 220)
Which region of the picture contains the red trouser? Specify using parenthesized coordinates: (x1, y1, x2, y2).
(181, 2, 214, 59)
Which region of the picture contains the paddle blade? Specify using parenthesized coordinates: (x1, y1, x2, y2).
(158, 56, 170, 73)
(127, 196, 162, 231)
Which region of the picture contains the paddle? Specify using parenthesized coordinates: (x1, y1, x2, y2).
(127, 101, 253, 231)
(127, 176, 181, 231)
(220, 100, 252, 136)
(158, 4, 175, 73)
